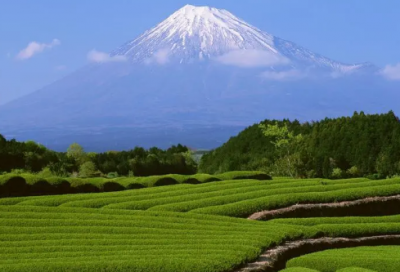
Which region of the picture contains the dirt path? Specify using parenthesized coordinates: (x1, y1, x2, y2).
(248, 195, 400, 221)
(235, 235, 400, 272)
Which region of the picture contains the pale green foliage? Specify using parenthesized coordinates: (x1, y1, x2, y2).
(10, 169, 27, 174)
(259, 122, 303, 177)
(87, 152, 97, 160)
(259, 123, 302, 148)
(79, 161, 97, 178)
(67, 143, 87, 165)
(107, 172, 119, 179)
(183, 151, 198, 170)
(38, 167, 54, 178)
(375, 152, 392, 176)
(271, 153, 302, 177)
(332, 167, 344, 179)
(346, 166, 360, 177)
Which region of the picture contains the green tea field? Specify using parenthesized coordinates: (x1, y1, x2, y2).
(1, 177, 400, 271)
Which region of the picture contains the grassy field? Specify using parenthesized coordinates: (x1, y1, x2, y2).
(1, 177, 400, 271)
(280, 268, 377, 272)
(286, 246, 400, 271)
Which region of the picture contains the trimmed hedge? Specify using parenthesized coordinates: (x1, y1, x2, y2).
(0, 171, 271, 198)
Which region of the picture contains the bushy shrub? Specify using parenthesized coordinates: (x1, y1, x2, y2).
(79, 161, 97, 178)
(10, 169, 27, 175)
(38, 167, 54, 178)
(347, 166, 360, 177)
(332, 168, 343, 179)
(366, 173, 385, 180)
(107, 172, 119, 179)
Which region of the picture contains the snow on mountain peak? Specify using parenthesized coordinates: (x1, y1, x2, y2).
(112, 5, 373, 73)
(113, 4, 278, 63)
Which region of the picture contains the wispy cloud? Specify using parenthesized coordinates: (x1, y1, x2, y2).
(261, 69, 305, 81)
(16, 39, 60, 60)
(154, 49, 170, 65)
(380, 63, 400, 80)
(216, 50, 289, 68)
(87, 50, 127, 63)
(145, 49, 171, 65)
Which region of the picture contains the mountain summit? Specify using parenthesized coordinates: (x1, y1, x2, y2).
(113, 5, 371, 73)
(0, 5, 395, 151)
(114, 5, 277, 62)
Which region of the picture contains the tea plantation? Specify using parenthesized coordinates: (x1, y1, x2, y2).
(1, 177, 400, 271)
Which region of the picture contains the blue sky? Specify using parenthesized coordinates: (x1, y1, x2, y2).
(1, 0, 400, 104)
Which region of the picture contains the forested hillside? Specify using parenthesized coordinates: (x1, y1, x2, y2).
(0, 136, 196, 177)
(200, 111, 400, 179)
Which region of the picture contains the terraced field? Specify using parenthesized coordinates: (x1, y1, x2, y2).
(1, 177, 400, 271)
(285, 246, 400, 271)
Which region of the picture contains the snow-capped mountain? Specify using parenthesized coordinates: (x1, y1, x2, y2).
(113, 5, 372, 73)
(0, 5, 396, 151)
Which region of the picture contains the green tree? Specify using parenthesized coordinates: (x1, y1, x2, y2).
(375, 151, 391, 177)
(79, 161, 97, 178)
(346, 166, 360, 177)
(259, 122, 303, 177)
(331, 167, 343, 179)
(67, 143, 87, 165)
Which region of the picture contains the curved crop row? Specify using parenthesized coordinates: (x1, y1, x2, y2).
(2, 177, 400, 272)
(280, 268, 377, 272)
(190, 181, 400, 217)
(286, 246, 400, 272)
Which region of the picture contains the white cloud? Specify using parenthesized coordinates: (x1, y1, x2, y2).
(87, 49, 127, 63)
(216, 49, 290, 68)
(261, 69, 305, 81)
(380, 63, 400, 80)
(16, 39, 60, 60)
(154, 49, 170, 65)
(145, 49, 171, 65)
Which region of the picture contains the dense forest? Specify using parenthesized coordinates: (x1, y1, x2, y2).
(200, 111, 400, 179)
(0, 135, 197, 177)
(2, 111, 400, 179)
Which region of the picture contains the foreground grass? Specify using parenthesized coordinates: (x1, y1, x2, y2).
(1, 177, 400, 271)
(286, 246, 400, 272)
(280, 268, 377, 272)
(0, 205, 306, 272)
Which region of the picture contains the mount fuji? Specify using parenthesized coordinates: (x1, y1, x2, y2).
(1, 5, 398, 151)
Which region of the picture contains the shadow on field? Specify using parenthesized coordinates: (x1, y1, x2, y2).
(154, 177, 179, 187)
(0, 176, 29, 197)
(183, 178, 201, 184)
(102, 182, 125, 192)
(126, 183, 146, 190)
(233, 173, 272, 180)
(73, 184, 100, 194)
(31, 180, 54, 195)
(203, 177, 222, 183)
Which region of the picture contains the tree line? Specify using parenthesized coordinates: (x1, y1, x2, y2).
(0, 136, 197, 177)
(200, 111, 400, 179)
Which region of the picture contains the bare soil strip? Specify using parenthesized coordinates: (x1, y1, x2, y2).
(235, 235, 400, 272)
(248, 195, 400, 221)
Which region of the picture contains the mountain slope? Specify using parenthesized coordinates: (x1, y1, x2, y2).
(113, 4, 371, 72)
(0, 5, 396, 151)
